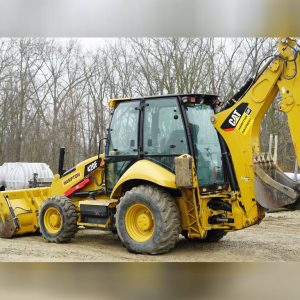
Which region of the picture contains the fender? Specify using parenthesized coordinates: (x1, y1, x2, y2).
(110, 160, 176, 198)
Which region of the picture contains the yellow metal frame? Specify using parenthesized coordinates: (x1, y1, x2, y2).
(110, 160, 176, 198)
(108, 97, 131, 109)
(49, 155, 104, 197)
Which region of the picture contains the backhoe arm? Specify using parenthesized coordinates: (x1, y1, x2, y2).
(276, 38, 300, 165)
(213, 38, 300, 214)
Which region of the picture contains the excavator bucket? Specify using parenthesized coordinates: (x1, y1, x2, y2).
(0, 187, 50, 238)
(254, 154, 300, 209)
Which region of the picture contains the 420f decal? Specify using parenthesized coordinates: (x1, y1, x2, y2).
(84, 159, 100, 176)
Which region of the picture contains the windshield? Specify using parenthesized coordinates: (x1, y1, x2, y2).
(185, 104, 224, 186)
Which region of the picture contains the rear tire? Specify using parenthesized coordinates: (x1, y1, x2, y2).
(182, 229, 226, 243)
(39, 196, 78, 243)
(116, 185, 181, 254)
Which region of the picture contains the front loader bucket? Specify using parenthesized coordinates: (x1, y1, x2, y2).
(0, 187, 50, 238)
(254, 162, 300, 209)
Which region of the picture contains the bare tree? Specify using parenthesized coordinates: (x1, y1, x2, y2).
(0, 37, 292, 171)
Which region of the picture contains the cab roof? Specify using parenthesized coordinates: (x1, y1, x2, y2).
(108, 93, 219, 108)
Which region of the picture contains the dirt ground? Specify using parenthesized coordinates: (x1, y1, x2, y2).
(0, 210, 300, 262)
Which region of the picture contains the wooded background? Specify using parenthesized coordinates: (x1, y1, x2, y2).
(0, 38, 295, 172)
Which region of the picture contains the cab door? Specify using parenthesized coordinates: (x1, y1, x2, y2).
(105, 100, 140, 192)
(143, 97, 189, 171)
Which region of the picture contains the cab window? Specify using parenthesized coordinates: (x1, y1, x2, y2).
(143, 97, 188, 170)
(107, 101, 139, 156)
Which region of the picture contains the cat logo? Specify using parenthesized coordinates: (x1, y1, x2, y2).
(220, 102, 249, 132)
(228, 109, 242, 127)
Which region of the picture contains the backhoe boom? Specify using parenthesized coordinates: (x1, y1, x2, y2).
(214, 37, 300, 211)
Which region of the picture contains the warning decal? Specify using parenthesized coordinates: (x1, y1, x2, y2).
(236, 107, 254, 135)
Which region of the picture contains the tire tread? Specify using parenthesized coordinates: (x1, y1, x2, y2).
(116, 185, 181, 254)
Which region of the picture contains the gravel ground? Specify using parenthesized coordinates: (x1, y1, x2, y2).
(0, 210, 300, 262)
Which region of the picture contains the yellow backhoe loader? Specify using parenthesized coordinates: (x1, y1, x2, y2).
(0, 37, 300, 254)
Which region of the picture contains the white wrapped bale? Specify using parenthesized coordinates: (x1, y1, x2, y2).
(3, 163, 53, 190)
(0, 163, 17, 187)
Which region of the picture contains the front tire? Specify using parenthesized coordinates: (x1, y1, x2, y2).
(116, 185, 181, 254)
(39, 196, 78, 243)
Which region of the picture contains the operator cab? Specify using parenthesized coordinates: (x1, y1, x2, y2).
(106, 94, 226, 193)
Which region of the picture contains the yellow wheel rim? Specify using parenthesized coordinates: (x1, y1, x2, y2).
(125, 203, 155, 242)
(44, 207, 62, 234)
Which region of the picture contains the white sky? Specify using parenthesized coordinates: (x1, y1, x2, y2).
(77, 38, 113, 51)
(46, 37, 118, 53)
